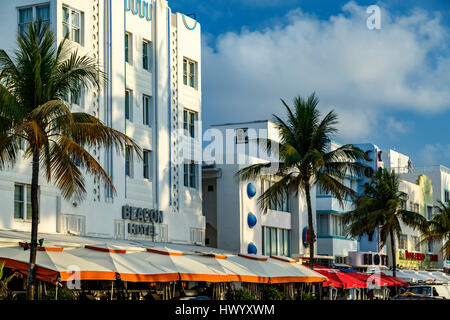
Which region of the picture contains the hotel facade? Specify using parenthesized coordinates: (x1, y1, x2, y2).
(202, 123, 446, 270)
(0, 0, 205, 245)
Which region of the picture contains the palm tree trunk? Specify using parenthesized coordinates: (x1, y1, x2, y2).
(389, 229, 396, 278)
(26, 149, 40, 300)
(305, 183, 315, 270)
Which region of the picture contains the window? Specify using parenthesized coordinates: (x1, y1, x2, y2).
(14, 184, 24, 219)
(143, 150, 152, 180)
(399, 234, 408, 250)
(125, 152, 133, 178)
(14, 184, 39, 220)
(262, 227, 290, 256)
(235, 128, 249, 144)
(125, 89, 133, 121)
(262, 179, 289, 212)
(125, 32, 132, 63)
(427, 240, 434, 253)
(183, 109, 197, 138)
(183, 58, 197, 88)
(143, 95, 152, 126)
(427, 206, 433, 220)
(350, 179, 357, 192)
(19, 4, 50, 35)
(184, 161, 197, 189)
(64, 80, 83, 107)
(318, 214, 329, 236)
(445, 190, 450, 204)
(330, 215, 345, 237)
(410, 202, 419, 213)
(412, 236, 421, 252)
(142, 40, 151, 71)
(62, 6, 82, 44)
(18, 138, 25, 151)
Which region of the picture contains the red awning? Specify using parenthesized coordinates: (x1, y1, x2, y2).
(315, 269, 367, 289)
(346, 272, 394, 287)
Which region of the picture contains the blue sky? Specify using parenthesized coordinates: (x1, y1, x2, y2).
(171, 0, 450, 168)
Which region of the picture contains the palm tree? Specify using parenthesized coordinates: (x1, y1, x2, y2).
(0, 22, 141, 299)
(343, 169, 429, 277)
(0, 262, 17, 300)
(421, 201, 450, 262)
(238, 93, 369, 269)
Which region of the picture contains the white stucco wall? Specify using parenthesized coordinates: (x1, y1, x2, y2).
(0, 0, 204, 244)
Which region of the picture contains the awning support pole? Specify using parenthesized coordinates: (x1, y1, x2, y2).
(55, 284, 58, 300)
(111, 281, 114, 300)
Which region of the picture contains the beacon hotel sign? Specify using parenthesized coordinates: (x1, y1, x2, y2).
(122, 205, 163, 237)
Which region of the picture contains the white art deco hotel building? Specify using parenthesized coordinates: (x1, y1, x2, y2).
(0, 0, 205, 245)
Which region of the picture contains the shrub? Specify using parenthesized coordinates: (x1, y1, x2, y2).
(226, 289, 257, 300)
(262, 286, 286, 300)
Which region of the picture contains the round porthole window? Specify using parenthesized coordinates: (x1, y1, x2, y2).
(247, 183, 256, 198)
(247, 243, 257, 254)
(247, 213, 257, 228)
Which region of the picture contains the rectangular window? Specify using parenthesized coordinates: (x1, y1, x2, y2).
(125, 152, 133, 178)
(412, 236, 421, 252)
(143, 95, 152, 126)
(125, 32, 132, 63)
(427, 206, 433, 220)
(142, 40, 150, 71)
(183, 109, 197, 138)
(36, 5, 50, 26)
(14, 183, 39, 220)
(19, 4, 50, 35)
(14, 184, 24, 219)
(19, 7, 33, 35)
(184, 161, 197, 189)
(427, 240, 434, 253)
(262, 179, 289, 212)
(125, 89, 132, 121)
(143, 150, 151, 180)
(62, 6, 82, 44)
(235, 128, 249, 144)
(271, 228, 277, 255)
(399, 234, 408, 250)
(331, 215, 344, 237)
(445, 190, 450, 204)
(262, 226, 290, 257)
(318, 214, 329, 236)
(183, 58, 197, 88)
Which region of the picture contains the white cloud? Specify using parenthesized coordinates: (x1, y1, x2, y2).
(202, 2, 450, 141)
(418, 144, 450, 166)
(385, 117, 410, 136)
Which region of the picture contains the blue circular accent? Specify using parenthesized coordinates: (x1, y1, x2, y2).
(247, 243, 257, 255)
(247, 213, 257, 228)
(247, 183, 256, 198)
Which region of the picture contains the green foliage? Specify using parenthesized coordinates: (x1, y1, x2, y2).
(0, 262, 17, 300)
(44, 286, 78, 300)
(237, 93, 370, 213)
(343, 168, 429, 246)
(422, 201, 450, 259)
(226, 289, 257, 300)
(301, 293, 316, 300)
(262, 286, 286, 300)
